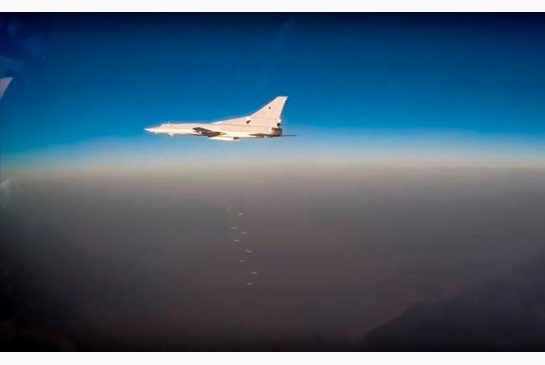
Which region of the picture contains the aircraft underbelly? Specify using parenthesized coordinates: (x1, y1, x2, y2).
(214, 126, 268, 138)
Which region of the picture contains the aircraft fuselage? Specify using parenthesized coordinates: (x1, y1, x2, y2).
(145, 122, 282, 140)
(145, 96, 290, 142)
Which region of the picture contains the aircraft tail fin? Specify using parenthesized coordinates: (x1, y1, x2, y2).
(212, 96, 288, 127)
(249, 96, 287, 127)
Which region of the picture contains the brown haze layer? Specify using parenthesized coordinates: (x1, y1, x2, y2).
(1, 166, 545, 350)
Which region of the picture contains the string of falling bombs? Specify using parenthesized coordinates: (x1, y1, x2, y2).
(227, 206, 258, 286)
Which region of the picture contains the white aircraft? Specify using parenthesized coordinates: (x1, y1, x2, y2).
(145, 96, 293, 141)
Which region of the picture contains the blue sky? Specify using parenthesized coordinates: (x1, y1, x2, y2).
(1, 13, 545, 169)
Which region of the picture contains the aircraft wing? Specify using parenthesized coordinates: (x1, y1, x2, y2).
(0, 77, 14, 100)
(193, 127, 223, 138)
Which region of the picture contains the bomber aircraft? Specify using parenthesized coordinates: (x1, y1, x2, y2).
(145, 96, 292, 141)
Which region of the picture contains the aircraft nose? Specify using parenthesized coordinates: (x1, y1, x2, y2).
(145, 127, 156, 133)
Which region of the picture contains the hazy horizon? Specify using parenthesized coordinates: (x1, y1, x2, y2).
(2, 166, 545, 350)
